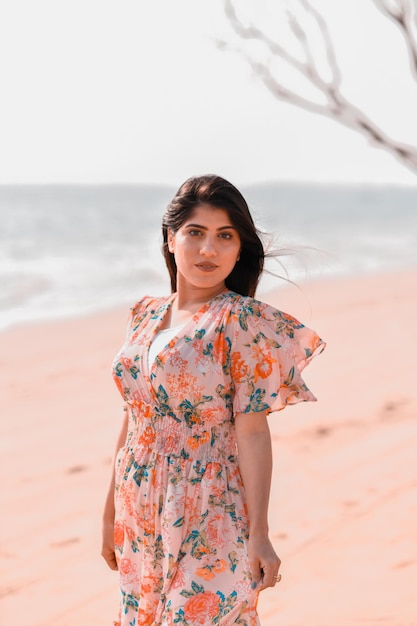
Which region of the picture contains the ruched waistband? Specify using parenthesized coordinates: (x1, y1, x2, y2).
(123, 402, 237, 464)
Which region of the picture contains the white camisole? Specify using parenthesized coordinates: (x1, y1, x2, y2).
(148, 324, 185, 370)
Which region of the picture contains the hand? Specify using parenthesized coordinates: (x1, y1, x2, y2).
(101, 519, 118, 571)
(248, 534, 281, 591)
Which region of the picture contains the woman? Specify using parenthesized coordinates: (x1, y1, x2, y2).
(102, 175, 325, 625)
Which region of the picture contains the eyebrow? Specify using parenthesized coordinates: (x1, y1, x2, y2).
(185, 223, 237, 231)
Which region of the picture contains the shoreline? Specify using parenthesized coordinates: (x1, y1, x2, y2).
(1, 268, 417, 625)
(1, 264, 416, 336)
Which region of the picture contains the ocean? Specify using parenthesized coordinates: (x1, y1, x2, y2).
(1, 183, 416, 331)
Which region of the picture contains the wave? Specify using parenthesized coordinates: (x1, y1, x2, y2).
(1, 183, 416, 331)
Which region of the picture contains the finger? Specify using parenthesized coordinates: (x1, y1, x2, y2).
(249, 558, 262, 585)
(259, 552, 282, 589)
(260, 565, 281, 589)
(259, 568, 274, 589)
(107, 556, 119, 571)
(269, 571, 282, 588)
(102, 549, 119, 571)
(108, 556, 119, 571)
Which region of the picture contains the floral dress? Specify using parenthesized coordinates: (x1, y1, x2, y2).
(111, 290, 325, 626)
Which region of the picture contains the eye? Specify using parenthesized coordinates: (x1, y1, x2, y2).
(219, 231, 233, 240)
(187, 229, 202, 237)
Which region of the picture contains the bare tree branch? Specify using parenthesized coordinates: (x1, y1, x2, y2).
(374, 0, 417, 80)
(222, 0, 417, 176)
(223, 0, 307, 76)
(296, 0, 342, 89)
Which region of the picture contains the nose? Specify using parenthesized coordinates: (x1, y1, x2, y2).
(200, 236, 217, 257)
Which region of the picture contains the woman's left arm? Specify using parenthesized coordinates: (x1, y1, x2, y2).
(234, 410, 281, 590)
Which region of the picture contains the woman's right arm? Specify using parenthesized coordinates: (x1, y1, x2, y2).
(101, 409, 129, 571)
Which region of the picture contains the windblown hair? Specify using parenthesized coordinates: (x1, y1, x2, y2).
(162, 175, 265, 297)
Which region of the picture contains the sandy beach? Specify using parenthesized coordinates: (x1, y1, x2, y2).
(1, 269, 416, 626)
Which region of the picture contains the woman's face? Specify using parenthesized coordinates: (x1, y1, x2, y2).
(168, 203, 241, 294)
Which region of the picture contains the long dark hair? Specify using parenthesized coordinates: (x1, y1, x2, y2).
(162, 175, 265, 297)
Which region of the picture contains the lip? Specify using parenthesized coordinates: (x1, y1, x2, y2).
(195, 262, 218, 271)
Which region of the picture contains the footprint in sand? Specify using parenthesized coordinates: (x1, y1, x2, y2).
(50, 537, 81, 548)
(392, 559, 416, 570)
(65, 464, 89, 474)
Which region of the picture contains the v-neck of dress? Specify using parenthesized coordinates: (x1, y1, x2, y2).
(145, 290, 230, 380)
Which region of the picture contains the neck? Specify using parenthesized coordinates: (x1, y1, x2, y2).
(174, 284, 226, 310)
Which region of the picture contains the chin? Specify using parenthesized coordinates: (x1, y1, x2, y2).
(190, 276, 226, 290)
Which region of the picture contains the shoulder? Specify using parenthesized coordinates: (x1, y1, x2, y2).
(225, 291, 303, 334)
(130, 295, 164, 315)
(129, 294, 170, 327)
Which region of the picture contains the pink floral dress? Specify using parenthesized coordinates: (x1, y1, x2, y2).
(111, 290, 325, 626)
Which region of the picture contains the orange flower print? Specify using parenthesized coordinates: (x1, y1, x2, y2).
(250, 343, 277, 382)
(196, 566, 215, 581)
(171, 560, 187, 590)
(163, 434, 177, 454)
(213, 559, 227, 574)
(134, 399, 153, 419)
(137, 609, 155, 626)
(119, 557, 133, 576)
(184, 591, 221, 624)
(114, 521, 124, 548)
(206, 515, 227, 549)
(198, 303, 210, 315)
(120, 356, 133, 370)
(196, 559, 228, 580)
(113, 374, 125, 397)
(125, 525, 137, 543)
(199, 406, 217, 425)
(187, 430, 210, 450)
(231, 352, 248, 382)
(309, 332, 323, 355)
(204, 462, 223, 480)
(143, 518, 155, 537)
(212, 331, 228, 366)
(138, 426, 156, 447)
(254, 358, 273, 381)
(192, 543, 210, 559)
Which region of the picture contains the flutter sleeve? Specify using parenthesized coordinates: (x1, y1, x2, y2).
(229, 299, 325, 414)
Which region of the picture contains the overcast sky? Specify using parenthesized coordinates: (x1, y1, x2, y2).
(1, 0, 417, 186)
